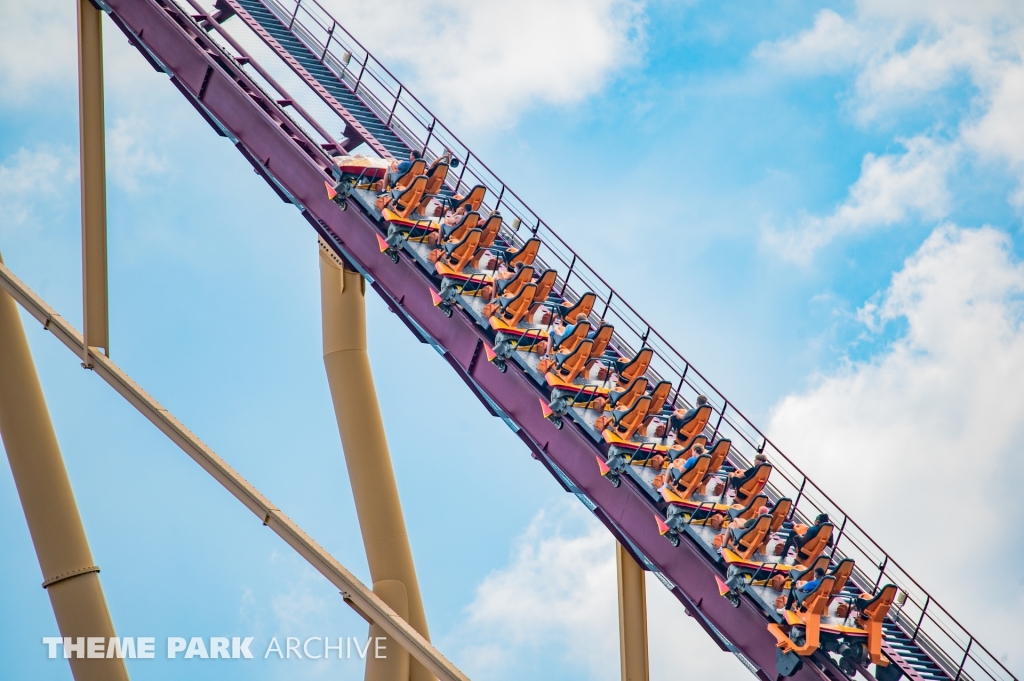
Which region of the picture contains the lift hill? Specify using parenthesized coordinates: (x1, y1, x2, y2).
(91, 0, 1019, 679)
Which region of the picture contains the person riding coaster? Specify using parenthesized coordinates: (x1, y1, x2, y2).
(766, 577, 899, 679)
(432, 235, 549, 316)
(714, 513, 835, 614)
(435, 238, 545, 301)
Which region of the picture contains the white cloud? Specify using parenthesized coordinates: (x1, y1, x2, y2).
(962, 62, 1024, 204)
(754, 9, 869, 73)
(452, 500, 749, 681)
(757, 1, 1024, 246)
(0, 147, 77, 233)
(108, 115, 168, 192)
(757, 3, 1024, 122)
(319, 0, 646, 129)
(769, 224, 1024, 672)
(764, 135, 957, 262)
(0, 0, 75, 103)
(0, 0, 180, 106)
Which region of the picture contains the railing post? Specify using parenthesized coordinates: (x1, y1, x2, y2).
(455, 152, 471, 192)
(494, 184, 505, 211)
(912, 595, 929, 641)
(954, 637, 973, 681)
(829, 515, 847, 557)
(288, 0, 301, 29)
(320, 22, 335, 61)
(386, 84, 403, 126)
(601, 291, 614, 320)
(421, 119, 435, 155)
(711, 401, 727, 440)
(872, 555, 889, 593)
(672, 365, 689, 408)
(353, 52, 369, 93)
(789, 478, 807, 520)
(561, 254, 577, 296)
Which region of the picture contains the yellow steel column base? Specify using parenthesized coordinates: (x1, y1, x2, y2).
(320, 240, 433, 681)
(616, 543, 649, 681)
(77, 0, 109, 357)
(0, 252, 128, 681)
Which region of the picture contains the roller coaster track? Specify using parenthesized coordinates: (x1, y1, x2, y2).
(87, 0, 1018, 679)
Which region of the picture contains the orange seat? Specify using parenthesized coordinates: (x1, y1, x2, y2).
(673, 404, 711, 445)
(558, 293, 596, 323)
(667, 454, 710, 501)
(439, 228, 481, 274)
(794, 522, 833, 567)
(768, 576, 837, 658)
(648, 381, 672, 414)
(768, 497, 792, 534)
(608, 377, 648, 411)
(441, 211, 481, 244)
(703, 439, 731, 478)
(797, 576, 836, 616)
(733, 463, 772, 505)
(452, 184, 486, 213)
(553, 321, 592, 354)
(423, 160, 448, 195)
(790, 556, 830, 581)
(391, 159, 426, 190)
(609, 395, 652, 441)
(640, 381, 675, 435)
(587, 324, 614, 361)
(389, 175, 428, 219)
(494, 282, 537, 327)
(532, 269, 557, 307)
(728, 494, 769, 521)
(494, 266, 535, 299)
(615, 348, 652, 388)
(477, 211, 502, 249)
(726, 514, 773, 561)
(551, 339, 594, 384)
(855, 584, 898, 666)
(666, 435, 709, 467)
(828, 558, 854, 599)
(506, 238, 540, 268)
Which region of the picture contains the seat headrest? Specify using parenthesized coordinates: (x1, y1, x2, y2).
(736, 514, 772, 542)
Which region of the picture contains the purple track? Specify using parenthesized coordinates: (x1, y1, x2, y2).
(92, 1, 1016, 680)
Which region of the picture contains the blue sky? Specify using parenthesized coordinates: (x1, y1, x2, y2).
(2, 1, 1023, 680)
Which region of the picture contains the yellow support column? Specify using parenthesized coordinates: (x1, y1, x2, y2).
(78, 0, 109, 358)
(319, 241, 431, 681)
(0, 253, 129, 681)
(617, 543, 650, 681)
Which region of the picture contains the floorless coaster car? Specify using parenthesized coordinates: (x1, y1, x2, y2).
(720, 545, 846, 608)
(487, 289, 598, 363)
(381, 218, 440, 262)
(670, 403, 713, 448)
(479, 268, 558, 315)
(767, 580, 899, 679)
(551, 369, 665, 431)
(721, 518, 833, 580)
(436, 273, 494, 313)
(330, 156, 392, 206)
(388, 206, 501, 256)
(436, 237, 546, 295)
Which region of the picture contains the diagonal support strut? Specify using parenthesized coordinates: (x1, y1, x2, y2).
(0, 259, 471, 681)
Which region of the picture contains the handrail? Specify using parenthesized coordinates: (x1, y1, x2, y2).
(188, 1, 1018, 679)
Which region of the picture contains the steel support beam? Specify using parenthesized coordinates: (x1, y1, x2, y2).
(77, 0, 109, 358)
(319, 240, 431, 681)
(0, 258, 469, 681)
(617, 542, 650, 681)
(0, 254, 128, 681)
